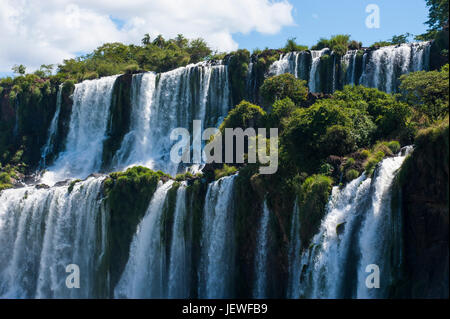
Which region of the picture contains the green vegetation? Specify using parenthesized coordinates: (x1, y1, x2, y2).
(0, 171, 13, 191)
(297, 174, 333, 247)
(399, 64, 449, 120)
(102, 166, 169, 287)
(416, 0, 449, 40)
(260, 73, 309, 107)
(219, 101, 266, 133)
(68, 179, 82, 193)
(214, 164, 238, 180)
(283, 38, 308, 53)
(311, 34, 361, 55)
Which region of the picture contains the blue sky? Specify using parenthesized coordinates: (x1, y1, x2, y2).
(235, 0, 429, 51)
(0, 0, 430, 78)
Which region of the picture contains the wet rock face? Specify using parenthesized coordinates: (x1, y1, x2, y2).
(401, 128, 449, 298)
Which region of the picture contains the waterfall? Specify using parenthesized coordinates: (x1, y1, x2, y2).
(355, 150, 412, 298)
(269, 53, 295, 76)
(167, 184, 191, 298)
(112, 63, 231, 177)
(342, 50, 358, 85)
(309, 49, 328, 93)
(112, 72, 156, 170)
(41, 76, 118, 185)
(40, 84, 62, 168)
(287, 200, 302, 298)
(198, 175, 237, 298)
(114, 180, 174, 298)
(264, 42, 431, 94)
(411, 41, 431, 72)
(0, 177, 106, 298)
(292, 148, 411, 299)
(253, 200, 271, 298)
(359, 42, 430, 93)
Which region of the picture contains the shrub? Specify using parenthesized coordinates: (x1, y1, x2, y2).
(319, 163, 334, 176)
(360, 149, 370, 159)
(68, 179, 82, 193)
(386, 141, 401, 154)
(260, 73, 308, 106)
(214, 164, 238, 180)
(219, 100, 266, 133)
(269, 97, 296, 128)
(399, 64, 449, 120)
(345, 169, 359, 182)
(298, 174, 333, 248)
(345, 157, 356, 168)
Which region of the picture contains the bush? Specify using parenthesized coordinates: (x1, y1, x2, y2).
(320, 125, 357, 157)
(319, 163, 334, 176)
(386, 141, 401, 154)
(298, 174, 333, 248)
(399, 64, 449, 120)
(345, 169, 359, 182)
(260, 73, 308, 106)
(269, 97, 296, 128)
(219, 100, 266, 132)
(214, 164, 238, 180)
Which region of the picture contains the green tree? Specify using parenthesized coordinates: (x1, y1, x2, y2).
(399, 64, 449, 120)
(174, 34, 188, 49)
(391, 33, 412, 44)
(260, 73, 309, 106)
(416, 0, 449, 40)
(187, 38, 212, 63)
(152, 34, 166, 49)
(142, 33, 151, 45)
(283, 38, 308, 52)
(425, 0, 449, 31)
(12, 64, 26, 75)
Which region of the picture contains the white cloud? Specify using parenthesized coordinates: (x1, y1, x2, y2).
(0, 0, 294, 72)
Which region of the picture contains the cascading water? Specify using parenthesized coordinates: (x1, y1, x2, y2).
(40, 84, 62, 168)
(114, 180, 174, 298)
(41, 76, 119, 185)
(342, 50, 358, 86)
(359, 42, 430, 93)
(167, 184, 191, 299)
(308, 49, 329, 93)
(287, 201, 302, 298)
(112, 62, 231, 176)
(0, 177, 106, 298)
(290, 147, 412, 299)
(198, 175, 237, 299)
(263, 42, 431, 94)
(253, 200, 271, 298)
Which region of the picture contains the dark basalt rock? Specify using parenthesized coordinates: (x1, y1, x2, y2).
(397, 125, 449, 298)
(35, 184, 50, 189)
(54, 180, 71, 187)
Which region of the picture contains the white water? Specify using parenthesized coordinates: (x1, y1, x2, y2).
(359, 42, 430, 93)
(265, 42, 431, 94)
(41, 76, 118, 185)
(287, 200, 302, 298)
(114, 180, 174, 298)
(167, 184, 190, 298)
(112, 63, 231, 176)
(40, 84, 62, 168)
(198, 175, 237, 298)
(0, 177, 106, 298)
(291, 148, 411, 299)
(253, 200, 271, 298)
(308, 49, 328, 93)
